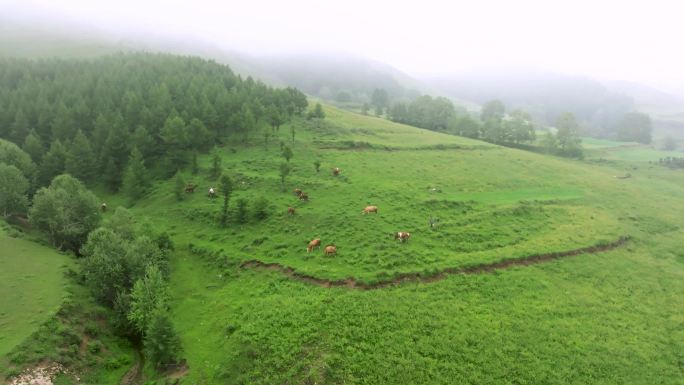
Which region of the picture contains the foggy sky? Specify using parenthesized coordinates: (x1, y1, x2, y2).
(4, 0, 684, 92)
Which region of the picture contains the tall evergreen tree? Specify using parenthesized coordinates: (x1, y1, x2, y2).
(101, 115, 130, 190)
(160, 116, 189, 171)
(122, 147, 149, 202)
(131, 125, 156, 162)
(51, 102, 76, 142)
(219, 174, 233, 227)
(65, 130, 97, 183)
(128, 264, 169, 334)
(11, 108, 30, 144)
(22, 129, 45, 164)
(210, 150, 222, 180)
(38, 140, 67, 187)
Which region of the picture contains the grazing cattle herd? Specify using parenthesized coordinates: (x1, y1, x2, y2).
(158, 165, 411, 258)
(293, 166, 410, 256)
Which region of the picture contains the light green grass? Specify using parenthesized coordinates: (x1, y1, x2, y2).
(312, 104, 493, 148)
(580, 136, 638, 149)
(581, 137, 683, 162)
(0, 226, 71, 357)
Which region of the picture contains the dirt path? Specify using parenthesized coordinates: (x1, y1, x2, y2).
(242, 236, 629, 290)
(119, 348, 143, 385)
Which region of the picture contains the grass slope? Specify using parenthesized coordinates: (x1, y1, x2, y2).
(110, 104, 684, 384)
(0, 225, 71, 357)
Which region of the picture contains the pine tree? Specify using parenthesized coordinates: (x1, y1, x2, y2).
(131, 125, 156, 162)
(65, 130, 97, 183)
(11, 108, 30, 144)
(210, 150, 222, 180)
(144, 304, 182, 369)
(188, 118, 212, 151)
(279, 162, 290, 191)
(22, 129, 45, 164)
(191, 151, 199, 175)
(160, 116, 189, 171)
(219, 174, 233, 227)
(128, 265, 168, 334)
(51, 102, 76, 141)
(100, 115, 130, 190)
(174, 172, 185, 201)
(38, 140, 67, 187)
(122, 147, 149, 202)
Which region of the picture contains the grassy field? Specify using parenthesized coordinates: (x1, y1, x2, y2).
(580, 136, 683, 162)
(0, 223, 135, 384)
(7, 104, 684, 384)
(0, 224, 72, 357)
(94, 104, 684, 384)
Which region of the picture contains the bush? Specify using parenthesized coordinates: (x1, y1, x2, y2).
(88, 340, 103, 354)
(253, 197, 270, 220)
(236, 198, 248, 224)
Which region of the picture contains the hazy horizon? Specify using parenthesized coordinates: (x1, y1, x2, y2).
(4, 0, 684, 96)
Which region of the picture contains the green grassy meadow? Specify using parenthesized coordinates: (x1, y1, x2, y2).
(580, 136, 683, 163)
(5, 103, 684, 384)
(103, 104, 684, 383)
(0, 225, 72, 357)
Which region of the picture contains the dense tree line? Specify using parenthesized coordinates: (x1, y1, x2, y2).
(0, 53, 307, 192)
(388, 97, 536, 146)
(658, 156, 684, 169)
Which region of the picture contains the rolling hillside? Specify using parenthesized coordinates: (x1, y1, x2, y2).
(0, 50, 682, 384)
(90, 103, 684, 384)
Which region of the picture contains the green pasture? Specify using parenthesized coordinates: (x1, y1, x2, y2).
(0, 225, 71, 357)
(9, 105, 684, 384)
(102, 105, 684, 384)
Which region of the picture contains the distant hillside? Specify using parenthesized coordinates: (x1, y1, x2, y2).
(245, 52, 426, 103)
(422, 68, 635, 132)
(0, 18, 435, 108)
(604, 80, 684, 138)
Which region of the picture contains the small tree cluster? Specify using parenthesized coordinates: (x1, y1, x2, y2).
(544, 112, 583, 158)
(80, 208, 182, 369)
(30, 174, 101, 251)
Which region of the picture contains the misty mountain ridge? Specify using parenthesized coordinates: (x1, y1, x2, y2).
(2, 15, 683, 138)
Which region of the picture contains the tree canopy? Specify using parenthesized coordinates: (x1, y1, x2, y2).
(29, 174, 101, 250)
(0, 53, 307, 190)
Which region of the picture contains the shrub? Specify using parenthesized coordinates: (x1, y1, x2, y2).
(253, 197, 270, 220)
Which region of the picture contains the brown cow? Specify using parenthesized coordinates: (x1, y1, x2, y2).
(185, 183, 197, 193)
(332, 167, 341, 176)
(287, 207, 296, 216)
(362, 205, 378, 214)
(394, 232, 411, 242)
(299, 192, 309, 201)
(324, 245, 337, 255)
(294, 188, 303, 196)
(307, 238, 321, 253)
(100, 203, 107, 213)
